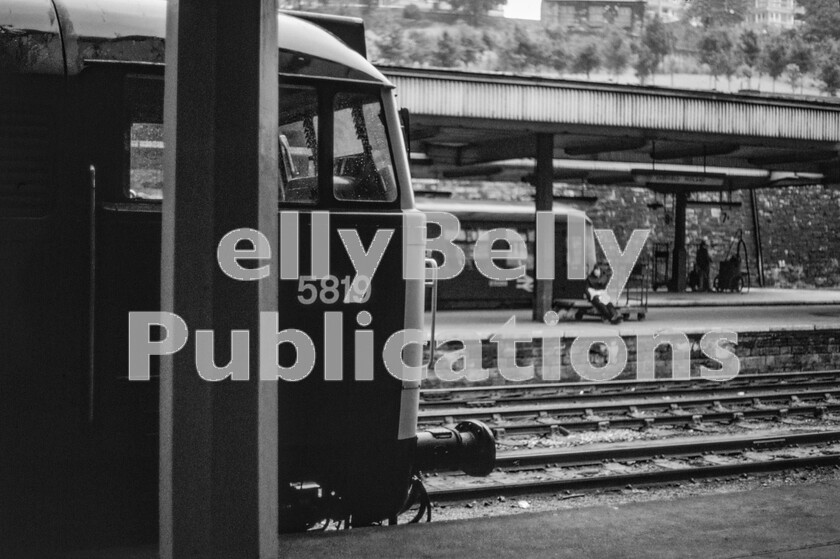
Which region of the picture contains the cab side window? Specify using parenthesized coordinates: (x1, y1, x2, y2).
(278, 86, 318, 204)
(332, 91, 397, 202)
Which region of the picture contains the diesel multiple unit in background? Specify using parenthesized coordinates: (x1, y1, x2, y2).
(416, 197, 597, 309)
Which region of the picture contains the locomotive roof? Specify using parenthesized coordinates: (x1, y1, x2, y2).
(1, 0, 390, 84)
(414, 197, 591, 223)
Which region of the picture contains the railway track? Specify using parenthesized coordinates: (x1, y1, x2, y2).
(419, 370, 840, 436)
(421, 370, 840, 407)
(425, 430, 840, 502)
(420, 371, 840, 503)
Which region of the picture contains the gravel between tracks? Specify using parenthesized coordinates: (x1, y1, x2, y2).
(425, 465, 840, 523)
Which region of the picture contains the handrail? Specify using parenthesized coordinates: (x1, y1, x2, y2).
(87, 164, 97, 423)
(424, 256, 438, 370)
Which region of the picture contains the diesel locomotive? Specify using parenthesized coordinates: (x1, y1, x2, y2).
(0, 1, 493, 553)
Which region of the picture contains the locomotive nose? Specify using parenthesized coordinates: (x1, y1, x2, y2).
(414, 420, 496, 476)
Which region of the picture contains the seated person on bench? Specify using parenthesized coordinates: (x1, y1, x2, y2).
(586, 264, 622, 324)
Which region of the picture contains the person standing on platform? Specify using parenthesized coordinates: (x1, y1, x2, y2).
(696, 240, 711, 292)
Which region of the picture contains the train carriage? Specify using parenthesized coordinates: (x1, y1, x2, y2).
(415, 197, 598, 310)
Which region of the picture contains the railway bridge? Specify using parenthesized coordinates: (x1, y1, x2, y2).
(383, 67, 840, 310)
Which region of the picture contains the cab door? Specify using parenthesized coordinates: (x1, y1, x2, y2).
(79, 64, 165, 545)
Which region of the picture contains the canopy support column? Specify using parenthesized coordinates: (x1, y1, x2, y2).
(160, 1, 279, 557)
(670, 191, 688, 292)
(533, 133, 554, 321)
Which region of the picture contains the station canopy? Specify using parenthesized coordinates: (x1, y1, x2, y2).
(383, 67, 840, 193)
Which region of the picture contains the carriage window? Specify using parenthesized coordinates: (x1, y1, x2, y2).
(279, 86, 318, 204)
(333, 92, 397, 202)
(129, 123, 164, 200)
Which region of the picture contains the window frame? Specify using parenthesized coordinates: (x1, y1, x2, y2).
(117, 71, 402, 211)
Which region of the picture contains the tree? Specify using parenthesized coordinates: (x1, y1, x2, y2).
(736, 64, 753, 90)
(817, 58, 840, 96)
(738, 29, 760, 89)
(641, 15, 673, 82)
(572, 41, 601, 79)
(404, 30, 435, 66)
(816, 40, 840, 95)
(602, 27, 631, 78)
(435, 31, 464, 67)
(697, 28, 735, 89)
(785, 63, 802, 93)
(448, 0, 503, 25)
(457, 25, 485, 66)
(759, 38, 787, 92)
(545, 26, 569, 75)
(798, 0, 840, 42)
(784, 33, 814, 78)
(502, 25, 552, 70)
(375, 27, 406, 65)
(402, 3, 423, 20)
(633, 44, 658, 85)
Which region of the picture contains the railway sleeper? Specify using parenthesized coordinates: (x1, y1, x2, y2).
(712, 400, 730, 412)
(466, 400, 498, 408)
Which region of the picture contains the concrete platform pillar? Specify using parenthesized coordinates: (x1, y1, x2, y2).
(160, 1, 279, 558)
(533, 133, 554, 321)
(671, 191, 687, 292)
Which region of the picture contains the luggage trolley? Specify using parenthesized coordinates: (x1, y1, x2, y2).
(619, 260, 650, 321)
(714, 230, 751, 293)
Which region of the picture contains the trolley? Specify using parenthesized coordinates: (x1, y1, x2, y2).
(714, 230, 751, 293)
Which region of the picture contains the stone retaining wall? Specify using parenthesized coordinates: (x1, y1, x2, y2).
(421, 327, 840, 388)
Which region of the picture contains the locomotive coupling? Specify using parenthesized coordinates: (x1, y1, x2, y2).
(415, 420, 496, 476)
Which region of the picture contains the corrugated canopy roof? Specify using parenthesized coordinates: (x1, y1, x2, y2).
(385, 67, 840, 190)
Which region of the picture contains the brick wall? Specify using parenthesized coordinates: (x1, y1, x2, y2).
(421, 328, 840, 388)
(756, 185, 840, 288)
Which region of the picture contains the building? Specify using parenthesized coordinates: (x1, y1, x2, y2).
(542, 0, 647, 31)
(751, 0, 802, 28)
(646, 0, 684, 23)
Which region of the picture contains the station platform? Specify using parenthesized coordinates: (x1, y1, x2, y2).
(645, 287, 840, 308)
(70, 479, 840, 558)
(421, 287, 840, 385)
(278, 480, 840, 558)
(426, 287, 840, 339)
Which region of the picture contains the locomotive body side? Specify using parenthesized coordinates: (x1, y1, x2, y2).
(1, 1, 423, 552)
